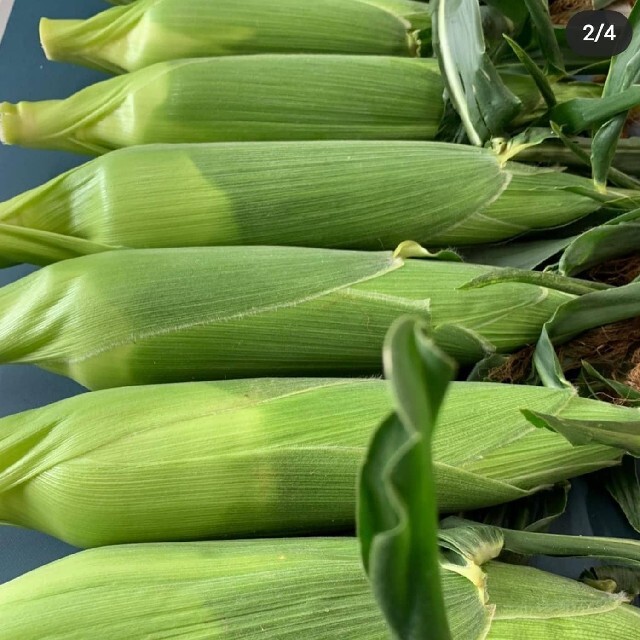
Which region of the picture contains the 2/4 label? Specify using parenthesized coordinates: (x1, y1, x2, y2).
(583, 23, 617, 42)
(566, 10, 632, 57)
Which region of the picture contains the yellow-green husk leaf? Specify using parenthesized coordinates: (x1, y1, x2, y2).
(0, 539, 638, 639)
(0, 378, 633, 547)
(0, 141, 622, 265)
(0, 246, 575, 388)
(40, 0, 430, 73)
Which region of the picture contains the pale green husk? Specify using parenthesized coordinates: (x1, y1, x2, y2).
(0, 538, 637, 639)
(40, 0, 430, 73)
(0, 140, 626, 266)
(0, 378, 633, 547)
(0, 246, 576, 388)
(0, 55, 444, 154)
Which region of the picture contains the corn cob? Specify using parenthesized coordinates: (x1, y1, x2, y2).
(0, 246, 579, 389)
(0, 377, 633, 547)
(1, 538, 638, 639)
(0, 55, 444, 154)
(40, 0, 431, 73)
(0, 141, 626, 265)
(0, 53, 596, 154)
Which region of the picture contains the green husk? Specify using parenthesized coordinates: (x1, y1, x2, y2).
(605, 457, 640, 534)
(0, 538, 638, 639)
(0, 246, 580, 388)
(431, 0, 522, 146)
(516, 138, 640, 178)
(0, 377, 634, 547)
(358, 318, 458, 638)
(40, 0, 430, 73)
(0, 54, 601, 154)
(0, 141, 630, 265)
(0, 55, 445, 154)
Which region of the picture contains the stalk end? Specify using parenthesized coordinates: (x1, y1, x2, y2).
(0, 98, 103, 155)
(0, 102, 22, 146)
(39, 19, 84, 64)
(0, 101, 56, 149)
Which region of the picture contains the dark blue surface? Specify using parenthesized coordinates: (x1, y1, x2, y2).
(0, 0, 107, 584)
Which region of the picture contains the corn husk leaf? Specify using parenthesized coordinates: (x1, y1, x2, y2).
(535, 280, 640, 344)
(517, 137, 640, 177)
(534, 326, 574, 390)
(450, 556, 638, 634)
(40, 0, 429, 73)
(0, 56, 445, 154)
(483, 0, 529, 23)
(0, 246, 580, 388)
(522, 0, 565, 75)
(580, 361, 640, 406)
(503, 35, 558, 109)
(0, 141, 629, 263)
(446, 518, 640, 569)
(359, 318, 456, 639)
(1, 374, 635, 547)
(551, 85, 640, 135)
(524, 409, 640, 455)
(546, 119, 640, 191)
(461, 237, 574, 270)
(605, 456, 640, 533)
(462, 267, 608, 295)
(432, 0, 522, 145)
(533, 282, 640, 385)
(591, 2, 640, 190)
(0, 223, 111, 268)
(463, 482, 570, 533)
(558, 208, 640, 276)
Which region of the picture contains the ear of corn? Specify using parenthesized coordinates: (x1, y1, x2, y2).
(0, 246, 580, 388)
(0, 538, 638, 639)
(40, 0, 431, 73)
(0, 539, 388, 640)
(557, 207, 640, 277)
(0, 56, 445, 154)
(0, 141, 627, 264)
(0, 377, 635, 547)
(0, 54, 600, 154)
(440, 519, 640, 640)
(484, 561, 640, 639)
